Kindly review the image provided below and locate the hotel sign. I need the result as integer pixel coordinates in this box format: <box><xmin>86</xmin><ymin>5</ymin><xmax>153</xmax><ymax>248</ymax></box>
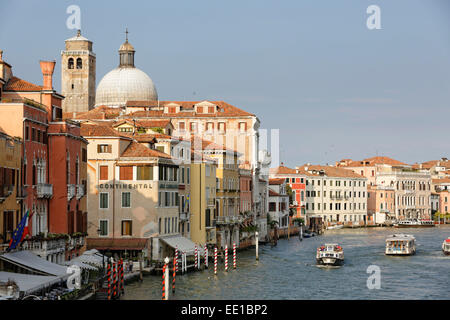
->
<box><xmin>98</xmin><ymin>183</ymin><xmax>154</xmax><ymax>190</ymax></box>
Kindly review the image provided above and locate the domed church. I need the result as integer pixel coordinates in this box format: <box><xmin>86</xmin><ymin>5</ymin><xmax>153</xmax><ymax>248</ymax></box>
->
<box><xmin>95</xmin><ymin>31</ymin><xmax>158</xmax><ymax>107</ymax></box>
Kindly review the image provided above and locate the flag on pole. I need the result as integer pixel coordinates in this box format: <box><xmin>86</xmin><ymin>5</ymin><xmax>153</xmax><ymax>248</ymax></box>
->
<box><xmin>8</xmin><ymin>210</ymin><xmax>29</xmax><ymax>251</ymax></box>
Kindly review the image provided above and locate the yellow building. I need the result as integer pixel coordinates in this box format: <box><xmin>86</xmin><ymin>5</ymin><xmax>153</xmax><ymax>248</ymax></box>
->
<box><xmin>189</xmin><ymin>148</ymin><xmax>217</xmax><ymax>247</ymax></box>
<box><xmin>0</xmin><ymin>132</ymin><xmax>23</xmax><ymax>248</ymax></box>
<box><xmin>194</xmin><ymin>138</ymin><xmax>241</xmax><ymax>249</ymax></box>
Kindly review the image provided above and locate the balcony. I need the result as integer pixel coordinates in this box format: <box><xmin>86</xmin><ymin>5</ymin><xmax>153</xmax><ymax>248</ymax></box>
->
<box><xmin>36</xmin><ymin>183</ymin><xmax>53</xmax><ymax>198</ymax></box>
<box><xmin>216</xmin><ymin>216</ymin><xmax>226</xmax><ymax>225</ymax></box>
<box><xmin>22</xmin><ymin>237</ymin><xmax>66</xmax><ymax>256</ymax></box>
<box><xmin>16</xmin><ymin>186</ymin><xmax>27</xmax><ymax>200</ymax></box>
<box><xmin>0</xmin><ymin>185</ymin><xmax>14</xmax><ymax>203</ymax></box>
<box><xmin>76</xmin><ymin>184</ymin><xmax>85</xmax><ymax>200</ymax></box>
<box><xmin>67</xmin><ymin>184</ymin><xmax>76</xmax><ymax>200</ymax></box>
<box><xmin>180</xmin><ymin>212</ymin><xmax>189</xmax><ymax>221</ymax></box>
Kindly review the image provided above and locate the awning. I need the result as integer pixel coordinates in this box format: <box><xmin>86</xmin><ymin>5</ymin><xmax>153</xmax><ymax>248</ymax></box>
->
<box><xmin>61</xmin><ymin>260</ymin><xmax>98</xmax><ymax>271</ymax></box>
<box><xmin>0</xmin><ymin>271</ymin><xmax>64</xmax><ymax>296</ymax></box>
<box><xmin>159</xmin><ymin>235</ymin><xmax>200</xmax><ymax>256</ymax></box>
<box><xmin>87</xmin><ymin>238</ymin><xmax>148</xmax><ymax>251</ymax></box>
<box><xmin>0</xmin><ymin>250</ymin><xmax>68</xmax><ymax>277</ymax></box>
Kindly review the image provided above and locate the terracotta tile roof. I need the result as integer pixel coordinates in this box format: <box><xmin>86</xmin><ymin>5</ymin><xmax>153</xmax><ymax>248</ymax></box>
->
<box><xmin>80</xmin><ymin>123</ymin><xmax>124</xmax><ymax>137</ymax></box>
<box><xmin>68</xmin><ymin>105</ymin><xmax>121</xmax><ymax>120</ymax></box>
<box><xmin>121</xmin><ymin>141</ymin><xmax>171</xmax><ymax>159</ymax></box>
<box><xmin>337</xmin><ymin>156</ymin><xmax>407</xmax><ymax>167</ymax></box>
<box><xmin>127</xmin><ymin>100</ymin><xmax>254</xmax><ymax>118</ymax></box>
<box><xmin>269</xmin><ymin>164</ymin><xmax>297</xmax><ymax>175</ymax></box>
<box><xmin>269</xmin><ymin>189</ymin><xmax>281</xmax><ymax>197</ymax></box>
<box><xmin>297</xmin><ymin>164</ymin><xmax>366</xmax><ymax>179</ymax></box>
<box><xmin>113</xmin><ymin>119</ymin><xmax>172</xmax><ymax>128</ymax></box>
<box><xmin>413</xmin><ymin>159</ymin><xmax>450</xmax><ymax>170</ymax></box>
<box><xmin>4</xmin><ymin>76</ymin><xmax>42</xmax><ymax>92</ymax></box>
<box><xmin>432</xmin><ymin>178</ymin><xmax>450</xmax><ymax>184</ymax></box>
<box><xmin>190</xmin><ymin>136</ymin><xmax>239</xmax><ymax>154</ymax></box>
<box><xmin>269</xmin><ymin>178</ymin><xmax>285</xmax><ymax>185</ymax></box>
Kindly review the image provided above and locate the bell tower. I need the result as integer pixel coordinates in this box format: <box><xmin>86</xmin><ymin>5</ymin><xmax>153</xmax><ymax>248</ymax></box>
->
<box><xmin>61</xmin><ymin>30</ymin><xmax>96</xmax><ymax>113</ymax></box>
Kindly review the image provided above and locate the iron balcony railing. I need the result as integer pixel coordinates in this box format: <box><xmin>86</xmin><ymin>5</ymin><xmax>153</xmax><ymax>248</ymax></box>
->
<box><xmin>67</xmin><ymin>184</ymin><xmax>76</xmax><ymax>200</ymax></box>
<box><xmin>36</xmin><ymin>183</ymin><xmax>53</xmax><ymax>198</ymax></box>
<box><xmin>76</xmin><ymin>184</ymin><xmax>85</xmax><ymax>200</ymax></box>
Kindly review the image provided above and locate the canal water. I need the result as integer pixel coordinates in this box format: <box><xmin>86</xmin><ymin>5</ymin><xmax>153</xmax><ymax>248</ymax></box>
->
<box><xmin>123</xmin><ymin>226</ymin><xmax>450</xmax><ymax>300</ymax></box>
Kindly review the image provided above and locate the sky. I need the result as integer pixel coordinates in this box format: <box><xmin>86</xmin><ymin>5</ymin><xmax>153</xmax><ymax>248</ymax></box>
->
<box><xmin>1</xmin><ymin>0</ymin><xmax>449</xmax><ymax>168</ymax></box>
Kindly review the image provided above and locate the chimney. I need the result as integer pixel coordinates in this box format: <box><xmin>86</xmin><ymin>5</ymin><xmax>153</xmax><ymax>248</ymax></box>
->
<box><xmin>0</xmin><ymin>50</ymin><xmax>3</xmax><ymax>62</ymax></box>
<box><xmin>39</xmin><ymin>60</ymin><xmax>56</xmax><ymax>90</ymax></box>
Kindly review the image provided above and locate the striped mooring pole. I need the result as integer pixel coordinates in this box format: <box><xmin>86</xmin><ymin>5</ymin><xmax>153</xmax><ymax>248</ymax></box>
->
<box><xmin>175</xmin><ymin>246</ymin><xmax>179</xmax><ymax>273</ymax></box>
<box><xmin>214</xmin><ymin>246</ymin><xmax>218</xmax><ymax>275</ymax></box>
<box><xmin>194</xmin><ymin>245</ymin><xmax>198</xmax><ymax>269</ymax></box>
<box><xmin>120</xmin><ymin>259</ymin><xmax>124</xmax><ymax>294</ymax></box>
<box><xmin>225</xmin><ymin>245</ymin><xmax>228</xmax><ymax>272</ymax></box>
<box><xmin>107</xmin><ymin>261</ymin><xmax>111</xmax><ymax>300</ymax></box>
<box><xmin>204</xmin><ymin>244</ymin><xmax>208</xmax><ymax>268</ymax></box>
<box><xmin>172</xmin><ymin>256</ymin><xmax>176</xmax><ymax>293</ymax></box>
<box><xmin>112</xmin><ymin>261</ymin><xmax>117</xmax><ymax>298</ymax></box>
<box><xmin>162</xmin><ymin>264</ymin><xmax>166</xmax><ymax>300</ymax></box>
<box><xmin>233</xmin><ymin>242</ymin><xmax>237</xmax><ymax>269</ymax></box>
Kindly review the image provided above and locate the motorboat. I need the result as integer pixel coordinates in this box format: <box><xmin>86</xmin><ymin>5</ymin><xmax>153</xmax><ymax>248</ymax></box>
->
<box><xmin>385</xmin><ymin>234</ymin><xmax>416</xmax><ymax>256</ymax></box>
<box><xmin>316</xmin><ymin>244</ymin><xmax>344</xmax><ymax>266</ymax></box>
<box><xmin>442</xmin><ymin>238</ymin><xmax>450</xmax><ymax>255</ymax></box>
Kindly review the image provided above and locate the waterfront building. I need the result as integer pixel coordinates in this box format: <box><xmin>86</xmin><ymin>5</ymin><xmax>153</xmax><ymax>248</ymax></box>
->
<box><xmin>269</xmin><ymin>163</ymin><xmax>307</xmax><ymax>220</ymax></box>
<box><xmin>189</xmin><ymin>147</ymin><xmax>217</xmax><ymax>247</ymax></box>
<box><xmin>0</xmin><ymin>54</ymin><xmax>89</xmax><ymax>261</ymax></box>
<box><xmin>337</xmin><ymin>156</ymin><xmax>432</xmax><ymax>220</ymax></box>
<box><xmin>412</xmin><ymin>158</ymin><xmax>450</xmax><ymax>179</ymax></box>
<box><xmin>81</xmin><ymin>123</ymin><xmax>184</xmax><ymax>261</ymax></box>
<box><xmin>296</xmin><ymin>165</ymin><xmax>368</xmax><ymax>226</ymax></box>
<box><xmin>268</xmin><ymin>178</ymin><xmax>290</xmax><ymax>234</ymax></box>
<box><xmin>61</xmin><ymin>30</ymin><xmax>96</xmax><ymax>113</ymax></box>
<box><xmin>367</xmin><ymin>184</ymin><xmax>395</xmax><ymax>224</ymax></box>
<box><xmin>439</xmin><ymin>190</ymin><xmax>449</xmax><ymax>215</ymax></box>
<box><xmin>432</xmin><ymin>178</ymin><xmax>450</xmax><ymax>192</ymax></box>
<box><xmin>195</xmin><ymin>137</ymin><xmax>240</xmax><ymax>250</ymax></box>
<box><xmin>431</xmin><ymin>192</ymin><xmax>440</xmax><ymax>218</ymax></box>
<box><xmin>0</xmin><ymin>132</ymin><xmax>23</xmax><ymax>250</ymax></box>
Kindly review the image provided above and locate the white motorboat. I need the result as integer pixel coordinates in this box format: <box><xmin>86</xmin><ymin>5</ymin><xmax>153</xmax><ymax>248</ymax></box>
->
<box><xmin>316</xmin><ymin>244</ymin><xmax>344</xmax><ymax>266</ymax></box>
<box><xmin>442</xmin><ymin>238</ymin><xmax>450</xmax><ymax>255</ymax></box>
<box><xmin>394</xmin><ymin>219</ymin><xmax>435</xmax><ymax>228</ymax></box>
<box><xmin>327</xmin><ymin>224</ymin><xmax>343</xmax><ymax>230</ymax></box>
<box><xmin>385</xmin><ymin>234</ymin><xmax>416</xmax><ymax>256</ymax></box>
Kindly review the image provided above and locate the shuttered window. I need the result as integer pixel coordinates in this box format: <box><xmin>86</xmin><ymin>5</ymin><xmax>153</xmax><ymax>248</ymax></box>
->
<box><xmin>99</xmin><ymin>166</ymin><xmax>108</xmax><ymax>180</ymax></box>
<box><xmin>97</xmin><ymin>144</ymin><xmax>112</xmax><ymax>153</ymax></box>
<box><xmin>119</xmin><ymin>166</ymin><xmax>133</xmax><ymax>180</ymax></box>
<box><xmin>121</xmin><ymin>220</ymin><xmax>132</xmax><ymax>236</ymax></box>
<box><xmin>136</xmin><ymin>166</ymin><xmax>153</xmax><ymax>180</ymax></box>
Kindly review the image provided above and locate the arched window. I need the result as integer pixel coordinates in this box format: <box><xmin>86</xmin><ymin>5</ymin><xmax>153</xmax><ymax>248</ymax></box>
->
<box><xmin>68</xmin><ymin>58</ymin><xmax>74</xmax><ymax>69</ymax></box>
<box><xmin>76</xmin><ymin>58</ymin><xmax>82</xmax><ymax>69</ymax></box>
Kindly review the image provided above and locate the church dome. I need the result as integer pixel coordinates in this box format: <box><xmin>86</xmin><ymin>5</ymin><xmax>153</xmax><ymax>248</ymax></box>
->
<box><xmin>95</xmin><ymin>67</ymin><xmax>158</xmax><ymax>107</ymax></box>
<box><xmin>95</xmin><ymin>34</ymin><xmax>158</xmax><ymax>107</ymax></box>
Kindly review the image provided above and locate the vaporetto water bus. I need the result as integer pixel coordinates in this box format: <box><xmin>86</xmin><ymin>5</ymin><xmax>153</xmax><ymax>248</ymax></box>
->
<box><xmin>316</xmin><ymin>244</ymin><xmax>344</xmax><ymax>266</ymax></box>
<box><xmin>385</xmin><ymin>234</ymin><xmax>416</xmax><ymax>256</ymax></box>
<box><xmin>393</xmin><ymin>219</ymin><xmax>435</xmax><ymax>228</ymax></box>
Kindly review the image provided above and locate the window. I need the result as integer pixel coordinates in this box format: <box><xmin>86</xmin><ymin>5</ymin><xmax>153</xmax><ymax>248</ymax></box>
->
<box><xmin>187</xmin><ymin>167</ymin><xmax>190</xmax><ymax>184</ymax></box>
<box><xmin>137</xmin><ymin>166</ymin><xmax>153</xmax><ymax>180</ymax></box>
<box><xmin>197</xmin><ymin>106</ymin><xmax>203</xmax><ymax>113</ymax></box>
<box><xmin>206</xmin><ymin>122</ymin><xmax>214</xmax><ymax>132</ymax></box>
<box><xmin>100</xmin><ymin>193</ymin><xmax>109</xmax><ymax>209</ymax></box>
<box><xmin>97</xmin><ymin>144</ymin><xmax>112</xmax><ymax>153</ymax></box>
<box><xmin>122</xmin><ymin>192</ymin><xmax>131</xmax><ymax>208</ymax></box>
<box><xmin>190</xmin><ymin>122</ymin><xmax>198</xmax><ymax>133</ymax></box>
<box><xmin>99</xmin><ymin>220</ymin><xmax>108</xmax><ymax>236</ymax></box>
<box><xmin>119</xmin><ymin>166</ymin><xmax>133</xmax><ymax>180</ymax></box>
<box><xmin>218</xmin><ymin>122</ymin><xmax>226</xmax><ymax>133</ymax></box>
<box><xmin>99</xmin><ymin>166</ymin><xmax>108</xmax><ymax>180</ymax></box>
<box><xmin>82</xmin><ymin>148</ymin><xmax>87</xmax><ymax>162</ymax></box>
<box><xmin>76</xmin><ymin>58</ymin><xmax>82</xmax><ymax>69</ymax></box>
<box><xmin>208</xmin><ymin>106</ymin><xmax>214</xmax><ymax>113</ymax></box>
<box><xmin>68</xmin><ymin>58</ymin><xmax>74</xmax><ymax>69</ymax></box>
<box><xmin>25</xmin><ymin>126</ymin><xmax>29</xmax><ymax>141</ymax></box>
<box><xmin>32</xmin><ymin>128</ymin><xmax>36</xmax><ymax>142</ymax></box>
<box><xmin>121</xmin><ymin>220</ymin><xmax>132</xmax><ymax>236</ymax></box>
<box><xmin>179</xmin><ymin>122</ymin><xmax>185</xmax><ymax>131</ymax></box>
<box><xmin>239</xmin><ymin>122</ymin><xmax>247</xmax><ymax>133</ymax></box>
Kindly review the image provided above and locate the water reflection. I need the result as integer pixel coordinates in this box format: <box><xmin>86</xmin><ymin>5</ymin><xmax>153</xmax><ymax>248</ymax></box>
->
<box><xmin>123</xmin><ymin>226</ymin><xmax>450</xmax><ymax>300</ymax></box>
